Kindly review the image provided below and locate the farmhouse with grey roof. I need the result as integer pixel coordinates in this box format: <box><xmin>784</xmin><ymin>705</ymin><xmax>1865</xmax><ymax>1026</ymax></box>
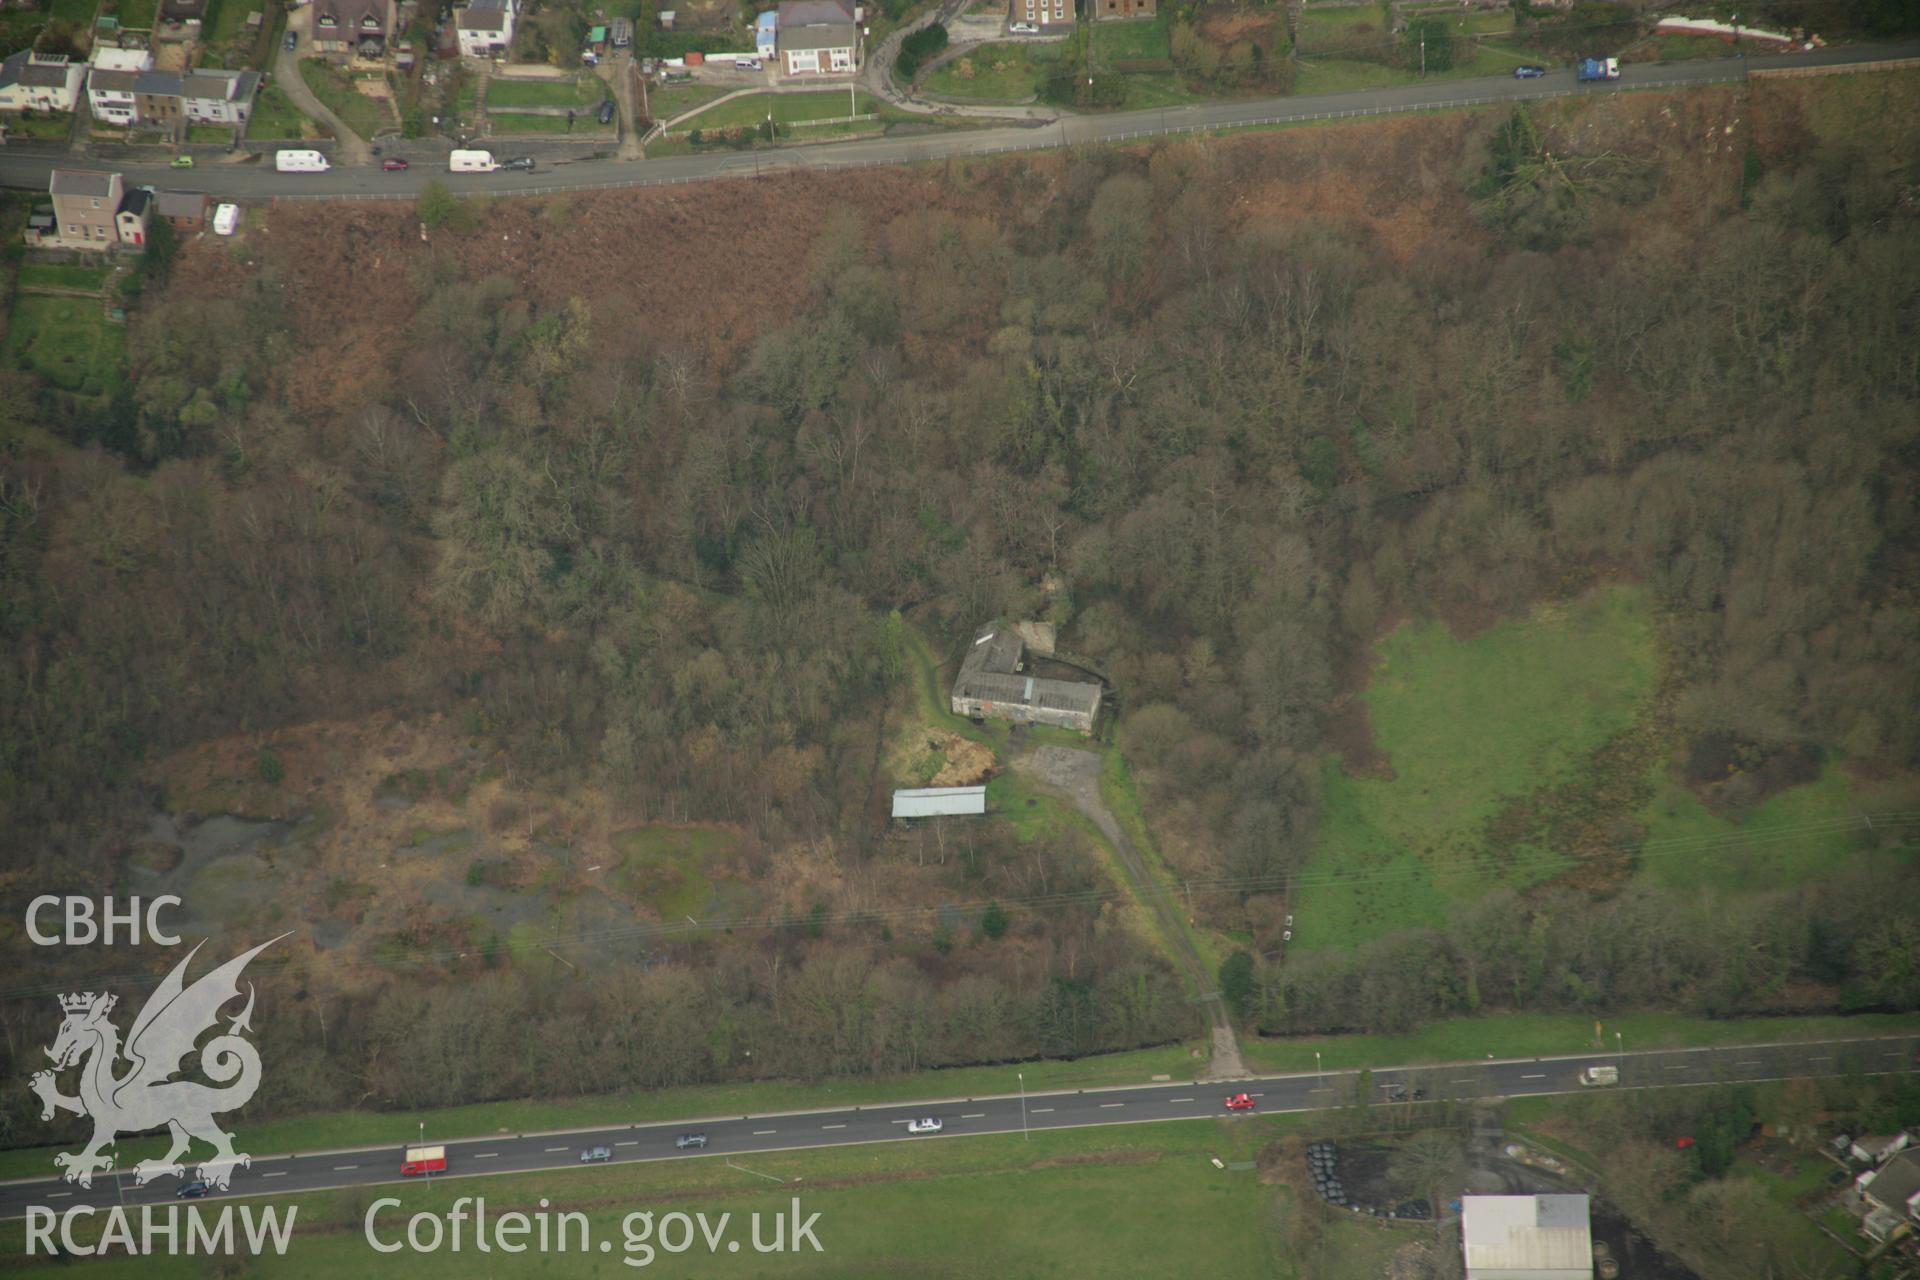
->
<box><xmin>950</xmin><ymin>621</ymin><xmax>1102</xmax><ymax>734</ymax></box>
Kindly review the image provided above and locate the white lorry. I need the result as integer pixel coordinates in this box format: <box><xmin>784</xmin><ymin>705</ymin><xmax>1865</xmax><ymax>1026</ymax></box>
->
<box><xmin>1578</xmin><ymin>1065</ymin><xmax>1619</xmax><ymax>1087</ymax></box>
<box><xmin>449</xmin><ymin>149</ymin><xmax>499</xmax><ymax>173</ymax></box>
<box><xmin>273</xmin><ymin>149</ymin><xmax>330</xmax><ymax>173</ymax></box>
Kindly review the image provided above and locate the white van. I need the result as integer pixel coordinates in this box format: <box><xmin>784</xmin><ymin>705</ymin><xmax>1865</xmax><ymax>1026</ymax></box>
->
<box><xmin>449</xmin><ymin>149</ymin><xmax>498</xmax><ymax>173</ymax></box>
<box><xmin>273</xmin><ymin>149</ymin><xmax>330</xmax><ymax>173</ymax></box>
<box><xmin>212</xmin><ymin>203</ymin><xmax>239</xmax><ymax>236</ymax></box>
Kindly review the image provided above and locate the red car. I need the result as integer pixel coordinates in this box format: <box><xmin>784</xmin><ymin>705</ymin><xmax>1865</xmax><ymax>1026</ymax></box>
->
<box><xmin>1223</xmin><ymin>1093</ymin><xmax>1255</xmax><ymax>1112</ymax></box>
<box><xmin>382</xmin><ymin>157</ymin><xmax>409</xmax><ymax>171</ymax></box>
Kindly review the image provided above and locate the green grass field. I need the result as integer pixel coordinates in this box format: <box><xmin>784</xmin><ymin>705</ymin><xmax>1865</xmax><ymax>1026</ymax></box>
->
<box><xmin>245</xmin><ymin>81</ymin><xmax>311</xmax><ymax>139</ymax></box>
<box><xmin>1637</xmin><ymin>765</ymin><xmax>1920</xmax><ymax>893</ymax></box>
<box><xmin>3</xmin><ymin>295</ymin><xmax>124</xmax><ymax>393</ymax></box>
<box><xmin>5</xmin><ymin>112</ymin><xmax>73</xmax><ymax>140</ymax></box>
<box><xmin>0</xmin><ymin>1120</ymin><xmax>1319</xmax><ymax>1277</ymax></box>
<box><xmin>298</xmin><ymin>59</ymin><xmax>392</xmax><ymax>139</ymax></box>
<box><xmin>923</xmin><ymin>41</ymin><xmax>1062</xmax><ymax>99</ymax></box>
<box><xmin>484</xmin><ymin>75</ymin><xmax>608</xmax><ymax>109</ymax></box>
<box><xmin>1294</xmin><ymin>586</ymin><xmax>1657</xmax><ymax>950</ymax></box>
<box><xmin>1091</xmin><ymin>12</ymin><xmax>1169</xmax><ymax>61</ymax></box>
<box><xmin>16</xmin><ymin>262</ymin><xmax>110</xmax><ymax>291</ymax></box>
<box><xmin>116</xmin><ymin>0</ymin><xmax>159</xmax><ymax>25</ymax></box>
<box><xmin>1294</xmin><ymin>39</ymin><xmax>1539</xmax><ymax>96</ymax></box>
<box><xmin>1240</xmin><ymin>1011</ymin><xmax>1920</xmax><ymax>1074</ymax></box>
<box><xmin>682</xmin><ymin>89</ymin><xmax>879</xmax><ymax>129</ymax></box>
<box><xmin>644</xmin><ymin>80</ymin><xmax>730</xmax><ymax>122</ymax></box>
<box><xmin>486</xmin><ymin>112</ymin><xmax>615</xmax><ymax>135</ymax></box>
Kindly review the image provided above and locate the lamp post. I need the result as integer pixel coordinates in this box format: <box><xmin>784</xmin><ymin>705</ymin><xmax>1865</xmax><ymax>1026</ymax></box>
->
<box><xmin>1315</xmin><ymin>1051</ymin><xmax>1322</xmax><ymax>1084</ymax></box>
<box><xmin>1019</xmin><ymin>1071</ymin><xmax>1029</xmax><ymax>1140</ymax></box>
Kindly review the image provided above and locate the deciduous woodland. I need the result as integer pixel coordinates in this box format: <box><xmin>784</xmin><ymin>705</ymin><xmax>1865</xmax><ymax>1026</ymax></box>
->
<box><xmin>2</xmin><ymin>72</ymin><xmax>1917</xmax><ymax>1137</ymax></box>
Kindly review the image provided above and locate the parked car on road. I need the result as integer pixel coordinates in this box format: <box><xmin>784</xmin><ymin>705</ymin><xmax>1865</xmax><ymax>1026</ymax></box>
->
<box><xmin>906</xmin><ymin>1117</ymin><xmax>943</xmax><ymax>1135</ymax></box>
<box><xmin>1513</xmin><ymin>65</ymin><xmax>1546</xmax><ymax>78</ymax></box>
<box><xmin>675</xmin><ymin>1132</ymin><xmax>709</xmax><ymax>1150</ymax></box>
<box><xmin>734</xmin><ymin>57</ymin><xmax>762</xmax><ymax>70</ymax></box>
<box><xmin>580</xmin><ymin>1146</ymin><xmax>612</xmax><ymax>1163</ymax></box>
<box><xmin>175</xmin><ymin>1180</ymin><xmax>212</xmax><ymax>1199</ymax></box>
<box><xmin>502</xmin><ymin>156</ymin><xmax>536</xmax><ymax>171</ymax></box>
<box><xmin>1223</xmin><ymin>1093</ymin><xmax>1256</xmax><ymax>1112</ymax></box>
<box><xmin>170</xmin><ymin>155</ymin><xmax>194</xmax><ymax>169</ymax></box>
<box><xmin>1009</xmin><ymin>21</ymin><xmax>1038</xmax><ymax>33</ymax></box>
<box><xmin>382</xmin><ymin>157</ymin><xmax>409</xmax><ymax>170</ymax></box>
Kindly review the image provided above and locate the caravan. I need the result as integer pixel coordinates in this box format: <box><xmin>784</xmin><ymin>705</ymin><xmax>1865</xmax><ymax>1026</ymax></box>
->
<box><xmin>449</xmin><ymin>149</ymin><xmax>499</xmax><ymax>173</ymax></box>
<box><xmin>273</xmin><ymin>149</ymin><xmax>330</xmax><ymax>173</ymax></box>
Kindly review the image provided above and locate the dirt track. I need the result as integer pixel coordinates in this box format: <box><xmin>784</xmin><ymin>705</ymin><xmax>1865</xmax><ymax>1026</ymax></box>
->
<box><xmin>1014</xmin><ymin>745</ymin><xmax>1248</xmax><ymax>1080</ymax></box>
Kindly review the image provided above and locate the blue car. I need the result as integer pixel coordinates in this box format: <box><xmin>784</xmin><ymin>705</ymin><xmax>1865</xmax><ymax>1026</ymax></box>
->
<box><xmin>1513</xmin><ymin>65</ymin><xmax>1546</xmax><ymax>79</ymax></box>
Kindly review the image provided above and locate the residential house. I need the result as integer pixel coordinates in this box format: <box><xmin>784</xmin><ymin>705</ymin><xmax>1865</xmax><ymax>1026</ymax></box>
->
<box><xmin>1852</xmin><ymin>1133</ymin><xmax>1912</xmax><ymax>1166</ymax></box>
<box><xmin>776</xmin><ymin>0</ymin><xmax>856</xmax><ymax>75</ymax></box>
<box><xmin>754</xmin><ymin>9</ymin><xmax>777</xmax><ymax>60</ymax></box>
<box><xmin>0</xmin><ymin>51</ymin><xmax>84</xmax><ymax>113</ymax></box>
<box><xmin>312</xmin><ymin>0</ymin><xmax>390</xmax><ymax>56</ymax></box>
<box><xmin>116</xmin><ymin>186</ymin><xmax>153</xmax><ymax>247</ymax></box>
<box><xmin>154</xmin><ymin>188</ymin><xmax>207</xmax><ymax>231</ymax></box>
<box><xmin>1009</xmin><ymin>0</ymin><xmax>1072</xmax><ymax>30</ymax></box>
<box><xmin>86</xmin><ymin>69</ymin><xmax>140</xmax><ymax>124</ymax></box>
<box><xmin>950</xmin><ymin>620</ymin><xmax>1103</xmax><ymax>735</ymax></box>
<box><xmin>1460</xmin><ymin>1195</ymin><xmax>1594</xmax><ymax>1280</ymax></box>
<box><xmin>49</xmin><ymin>169</ymin><xmax>125</xmax><ymax>250</ymax></box>
<box><xmin>455</xmin><ymin>0</ymin><xmax>515</xmax><ymax>58</ymax></box>
<box><xmin>179</xmin><ymin>68</ymin><xmax>260</xmax><ymax>124</ymax></box>
<box><xmin>1859</xmin><ymin>1150</ymin><xmax>1920</xmax><ymax>1243</ymax></box>
<box><xmin>1089</xmin><ymin>0</ymin><xmax>1150</xmax><ymax>19</ymax></box>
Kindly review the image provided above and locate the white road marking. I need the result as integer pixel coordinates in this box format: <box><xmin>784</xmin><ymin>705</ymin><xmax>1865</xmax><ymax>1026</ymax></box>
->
<box><xmin>1169</xmin><ymin>1098</ymin><xmax>1194</xmax><ymax>1103</ymax></box>
<box><xmin>962</xmin><ymin>1113</ymin><xmax>986</xmax><ymax>1119</ymax></box>
<box><xmin>545</xmin><ymin>1146</ymin><xmax>568</xmax><ymax>1153</ymax></box>
<box><xmin>333</xmin><ymin>1165</ymin><xmax>358</xmax><ymax>1171</ymax></box>
<box><xmin>262</xmin><ymin>1172</ymin><xmax>286</xmax><ymax>1179</ymax></box>
<box><xmin>890</xmin><ymin>1118</ymin><xmax>911</xmax><ymax>1124</ymax></box>
<box><xmin>1100</xmin><ymin>1102</ymin><xmax>1125</xmax><ymax>1108</ymax></box>
<box><xmin>473</xmin><ymin>1153</ymin><xmax>498</xmax><ymax>1160</ymax></box>
<box><xmin>753</xmin><ymin>1130</ymin><xmax>777</xmax><ymax>1135</ymax></box>
<box><xmin>1521</xmin><ymin>1073</ymin><xmax>1546</xmax><ymax>1079</ymax></box>
<box><xmin>821</xmin><ymin>1124</ymin><xmax>846</xmax><ymax>1130</ymax></box>
<box><xmin>46</xmin><ymin>1191</ymin><xmax>71</xmax><ymax>1198</ymax></box>
<box><xmin>1249</xmin><ymin>1093</ymin><xmax>1264</xmax><ymax>1098</ymax></box>
<box><xmin>1309</xmin><ymin>1088</ymin><xmax>1333</xmax><ymax>1094</ymax></box>
<box><xmin>1452</xmin><ymin>1078</ymin><xmax>1475</xmax><ymax>1084</ymax></box>
<box><xmin>616</xmin><ymin>1141</ymin><xmax>640</xmax><ymax>1147</ymax></box>
<box><xmin>1031</xmin><ymin>1107</ymin><xmax>1055</xmax><ymax>1114</ymax></box>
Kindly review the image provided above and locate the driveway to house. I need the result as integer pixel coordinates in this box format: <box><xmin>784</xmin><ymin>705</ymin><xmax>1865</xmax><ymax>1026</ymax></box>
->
<box><xmin>1015</xmin><ymin>745</ymin><xmax>1248</xmax><ymax>1080</ymax></box>
<box><xmin>272</xmin><ymin>14</ymin><xmax>374</xmax><ymax>166</ymax></box>
<box><xmin>3</xmin><ymin>41</ymin><xmax>1917</xmax><ymax>196</ymax></box>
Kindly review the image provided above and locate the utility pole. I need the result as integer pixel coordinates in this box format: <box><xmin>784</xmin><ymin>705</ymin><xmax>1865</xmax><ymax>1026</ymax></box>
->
<box><xmin>1420</xmin><ymin>34</ymin><xmax>1425</xmax><ymax>77</ymax></box>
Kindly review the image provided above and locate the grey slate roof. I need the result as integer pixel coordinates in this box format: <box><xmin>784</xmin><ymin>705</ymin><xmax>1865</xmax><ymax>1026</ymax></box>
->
<box><xmin>777</xmin><ymin>0</ymin><xmax>853</xmax><ymax>49</ymax></box>
<box><xmin>88</xmin><ymin>68</ymin><xmax>140</xmax><ymax>93</ymax></box>
<box><xmin>457</xmin><ymin>0</ymin><xmax>509</xmax><ymax>30</ymax></box>
<box><xmin>51</xmin><ymin>170</ymin><xmax>117</xmax><ymax>198</ymax></box>
<box><xmin>1</xmin><ymin>50</ymin><xmax>75</xmax><ymax>90</ymax></box>
<box><xmin>1866</xmin><ymin>1151</ymin><xmax>1920</xmax><ymax>1215</ymax></box>
<box><xmin>952</xmin><ymin>622</ymin><xmax>1102</xmax><ymax>716</ymax></box>
<box><xmin>155</xmin><ymin>189</ymin><xmax>206</xmax><ymax>219</ymax></box>
<box><xmin>134</xmin><ymin>69</ymin><xmax>181</xmax><ymax>95</ymax></box>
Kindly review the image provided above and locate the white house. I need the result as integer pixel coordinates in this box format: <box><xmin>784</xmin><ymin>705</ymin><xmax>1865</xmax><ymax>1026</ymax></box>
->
<box><xmin>179</xmin><ymin>68</ymin><xmax>260</xmax><ymax>124</ymax></box>
<box><xmin>776</xmin><ymin>0</ymin><xmax>855</xmax><ymax>75</ymax></box>
<box><xmin>87</xmin><ymin>49</ymin><xmax>153</xmax><ymax>126</ymax></box>
<box><xmin>1461</xmin><ymin>1195</ymin><xmax>1594</xmax><ymax>1280</ymax></box>
<box><xmin>0</xmin><ymin>51</ymin><xmax>84</xmax><ymax>113</ymax></box>
<box><xmin>456</xmin><ymin>0</ymin><xmax>516</xmax><ymax>58</ymax></box>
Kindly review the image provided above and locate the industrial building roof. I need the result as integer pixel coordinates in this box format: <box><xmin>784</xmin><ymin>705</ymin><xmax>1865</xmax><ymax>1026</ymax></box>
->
<box><xmin>892</xmin><ymin>786</ymin><xmax>987</xmax><ymax>819</ymax></box>
<box><xmin>1461</xmin><ymin>1195</ymin><xmax>1593</xmax><ymax>1278</ymax></box>
<box><xmin>952</xmin><ymin>623</ymin><xmax>1102</xmax><ymax>716</ymax></box>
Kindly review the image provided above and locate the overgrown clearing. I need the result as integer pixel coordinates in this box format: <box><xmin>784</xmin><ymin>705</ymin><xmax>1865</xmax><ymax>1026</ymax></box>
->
<box><xmin>1297</xmin><ymin>586</ymin><xmax>1657</xmax><ymax>950</ymax></box>
<box><xmin>484</xmin><ymin>76</ymin><xmax>608</xmax><ymax>109</ymax></box>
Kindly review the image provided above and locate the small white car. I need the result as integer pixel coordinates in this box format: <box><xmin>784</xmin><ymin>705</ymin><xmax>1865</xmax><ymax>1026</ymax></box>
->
<box><xmin>734</xmin><ymin>57</ymin><xmax>762</xmax><ymax>70</ymax></box>
<box><xmin>1008</xmin><ymin>21</ymin><xmax>1038</xmax><ymax>33</ymax></box>
<box><xmin>906</xmin><ymin>1117</ymin><xmax>943</xmax><ymax>1135</ymax></box>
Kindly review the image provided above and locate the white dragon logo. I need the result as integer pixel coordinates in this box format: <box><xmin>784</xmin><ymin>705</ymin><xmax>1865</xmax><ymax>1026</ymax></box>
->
<box><xmin>29</xmin><ymin>935</ymin><xmax>287</xmax><ymax>1190</ymax></box>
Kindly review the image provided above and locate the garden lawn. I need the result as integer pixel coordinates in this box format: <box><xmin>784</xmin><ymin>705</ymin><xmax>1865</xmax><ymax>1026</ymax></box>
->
<box><xmin>6</xmin><ymin>112</ymin><xmax>73</xmax><ymax>140</ymax></box>
<box><xmin>923</xmin><ymin>41</ymin><xmax>1061</xmax><ymax>99</ymax></box>
<box><xmin>3</xmin><ymin>296</ymin><xmax>124</xmax><ymax>393</ymax></box>
<box><xmin>117</xmin><ymin>0</ymin><xmax>158</xmax><ymax>26</ymax></box>
<box><xmin>1091</xmin><ymin>11</ymin><xmax>1169</xmax><ymax>61</ymax></box>
<box><xmin>644</xmin><ymin>80</ymin><xmax>729</xmax><ymax>121</ymax></box>
<box><xmin>1293</xmin><ymin>586</ymin><xmax>1657</xmax><ymax>951</ymax></box>
<box><xmin>484</xmin><ymin>75</ymin><xmax>607</xmax><ymax>108</ymax></box>
<box><xmin>298</xmin><ymin>58</ymin><xmax>391</xmax><ymax>138</ymax></box>
<box><xmin>245</xmin><ymin>81</ymin><xmax>310</xmax><ymax>139</ymax></box>
<box><xmin>486</xmin><ymin>112</ymin><xmax>615</xmax><ymax>135</ymax></box>
<box><xmin>16</xmin><ymin>262</ymin><xmax>109</xmax><ymax>290</ymax></box>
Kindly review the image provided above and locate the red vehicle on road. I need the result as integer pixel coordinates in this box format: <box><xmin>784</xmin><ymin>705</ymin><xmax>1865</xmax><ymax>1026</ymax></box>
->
<box><xmin>401</xmin><ymin>1144</ymin><xmax>446</xmax><ymax>1176</ymax></box>
<box><xmin>1223</xmin><ymin>1093</ymin><xmax>1255</xmax><ymax>1112</ymax></box>
<box><xmin>382</xmin><ymin>158</ymin><xmax>410</xmax><ymax>171</ymax></box>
